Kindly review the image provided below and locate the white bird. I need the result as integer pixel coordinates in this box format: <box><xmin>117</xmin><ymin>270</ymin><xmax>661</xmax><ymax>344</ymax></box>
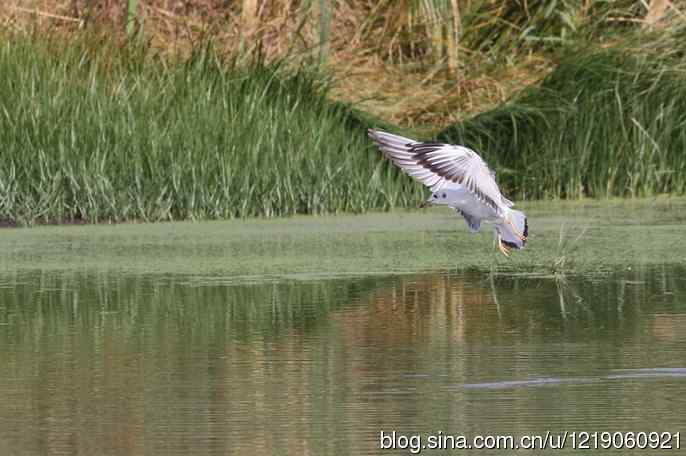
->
<box><xmin>368</xmin><ymin>129</ymin><xmax>528</xmax><ymax>256</ymax></box>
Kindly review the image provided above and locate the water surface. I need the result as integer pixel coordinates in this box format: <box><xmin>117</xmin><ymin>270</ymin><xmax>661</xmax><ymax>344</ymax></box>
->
<box><xmin>1</xmin><ymin>266</ymin><xmax>685</xmax><ymax>455</ymax></box>
<box><xmin>2</xmin><ymin>200</ymin><xmax>685</xmax><ymax>454</ymax></box>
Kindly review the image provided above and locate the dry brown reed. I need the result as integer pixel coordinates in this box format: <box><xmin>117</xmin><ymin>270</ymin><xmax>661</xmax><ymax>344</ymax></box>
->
<box><xmin>2</xmin><ymin>1</ymin><xmax>677</xmax><ymax>128</ymax></box>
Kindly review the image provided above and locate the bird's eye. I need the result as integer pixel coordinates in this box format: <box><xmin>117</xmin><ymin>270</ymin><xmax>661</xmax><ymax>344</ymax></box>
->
<box><xmin>432</xmin><ymin>193</ymin><xmax>437</xmax><ymax>198</ymax></box>
<box><xmin>442</xmin><ymin>193</ymin><xmax>446</xmax><ymax>198</ymax></box>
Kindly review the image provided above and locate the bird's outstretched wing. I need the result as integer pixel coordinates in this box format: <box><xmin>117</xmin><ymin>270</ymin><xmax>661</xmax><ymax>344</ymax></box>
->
<box><xmin>368</xmin><ymin>129</ymin><xmax>507</xmax><ymax>212</ymax></box>
<box><xmin>368</xmin><ymin>130</ymin><xmax>444</xmax><ymax>190</ymax></box>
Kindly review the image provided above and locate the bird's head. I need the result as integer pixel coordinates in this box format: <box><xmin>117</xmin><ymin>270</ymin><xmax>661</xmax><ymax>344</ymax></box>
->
<box><xmin>419</xmin><ymin>191</ymin><xmax>450</xmax><ymax>208</ymax></box>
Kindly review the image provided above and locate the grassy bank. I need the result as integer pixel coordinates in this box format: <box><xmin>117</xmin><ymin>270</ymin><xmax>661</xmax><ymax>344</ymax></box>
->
<box><xmin>0</xmin><ymin>36</ymin><xmax>423</xmax><ymax>225</ymax></box>
<box><xmin>3</xmin><ymin>14</ymin><xmax>686</xmax><ymax>225</ymax></box>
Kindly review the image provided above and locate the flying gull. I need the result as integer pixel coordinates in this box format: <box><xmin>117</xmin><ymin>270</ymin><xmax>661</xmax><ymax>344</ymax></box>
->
<box><xmin>368</xmin><ymin>129</ymin><xmax>528</xmax><ymax>256</ymax></box>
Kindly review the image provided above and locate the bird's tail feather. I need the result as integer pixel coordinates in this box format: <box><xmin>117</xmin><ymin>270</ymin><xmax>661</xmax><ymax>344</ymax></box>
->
<box><xmin>498</xmin><ymin>209</ymin><xmax>528</xmax><ymax>249</ymax></box>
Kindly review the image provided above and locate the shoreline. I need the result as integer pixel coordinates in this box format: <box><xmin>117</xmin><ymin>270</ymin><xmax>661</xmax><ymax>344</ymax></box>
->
<box><xmin>2</xmin><ymin>198</ymin><xmax>685</xmax><ymax>279</ymax></box>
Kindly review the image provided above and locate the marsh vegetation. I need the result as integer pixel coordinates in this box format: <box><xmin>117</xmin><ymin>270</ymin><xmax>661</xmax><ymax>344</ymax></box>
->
<box><xmin>1</xmin><ymin>2</ymin><xmax>686</xmax><ymax>225</ymax></box>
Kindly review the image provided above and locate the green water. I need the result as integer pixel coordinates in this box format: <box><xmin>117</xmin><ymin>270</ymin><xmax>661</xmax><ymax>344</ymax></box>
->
<box><xmin>1</xmin><ymin>199</ymin><xmax>685</xmax><ymax>455</ymax></box>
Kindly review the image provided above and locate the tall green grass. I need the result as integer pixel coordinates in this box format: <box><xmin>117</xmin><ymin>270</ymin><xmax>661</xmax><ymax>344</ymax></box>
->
<box><xmin>439</xmin><ymin>28</ymin><xmax>686</xmax><ymax>199</ymax></box>
<box><xmin>3</xmin><ymin>22</ymin><xmax>686</xmax><ymax>226</ymax></box>
<box><xmin>0</xmin><ymin>35</ymin><xmax>422</xmax><ymax>225</ymax></box>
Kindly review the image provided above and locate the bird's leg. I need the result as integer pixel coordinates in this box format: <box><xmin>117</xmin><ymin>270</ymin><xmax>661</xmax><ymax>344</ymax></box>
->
<box><xmin>497</xmin><ymin>233</ymin><xmax>511</xmax><ymax>257</ymax></box>
<box><xmin>506</xmin><ymin>218</ymin><xmax>527</xmax><ymax>241</ymax></box>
